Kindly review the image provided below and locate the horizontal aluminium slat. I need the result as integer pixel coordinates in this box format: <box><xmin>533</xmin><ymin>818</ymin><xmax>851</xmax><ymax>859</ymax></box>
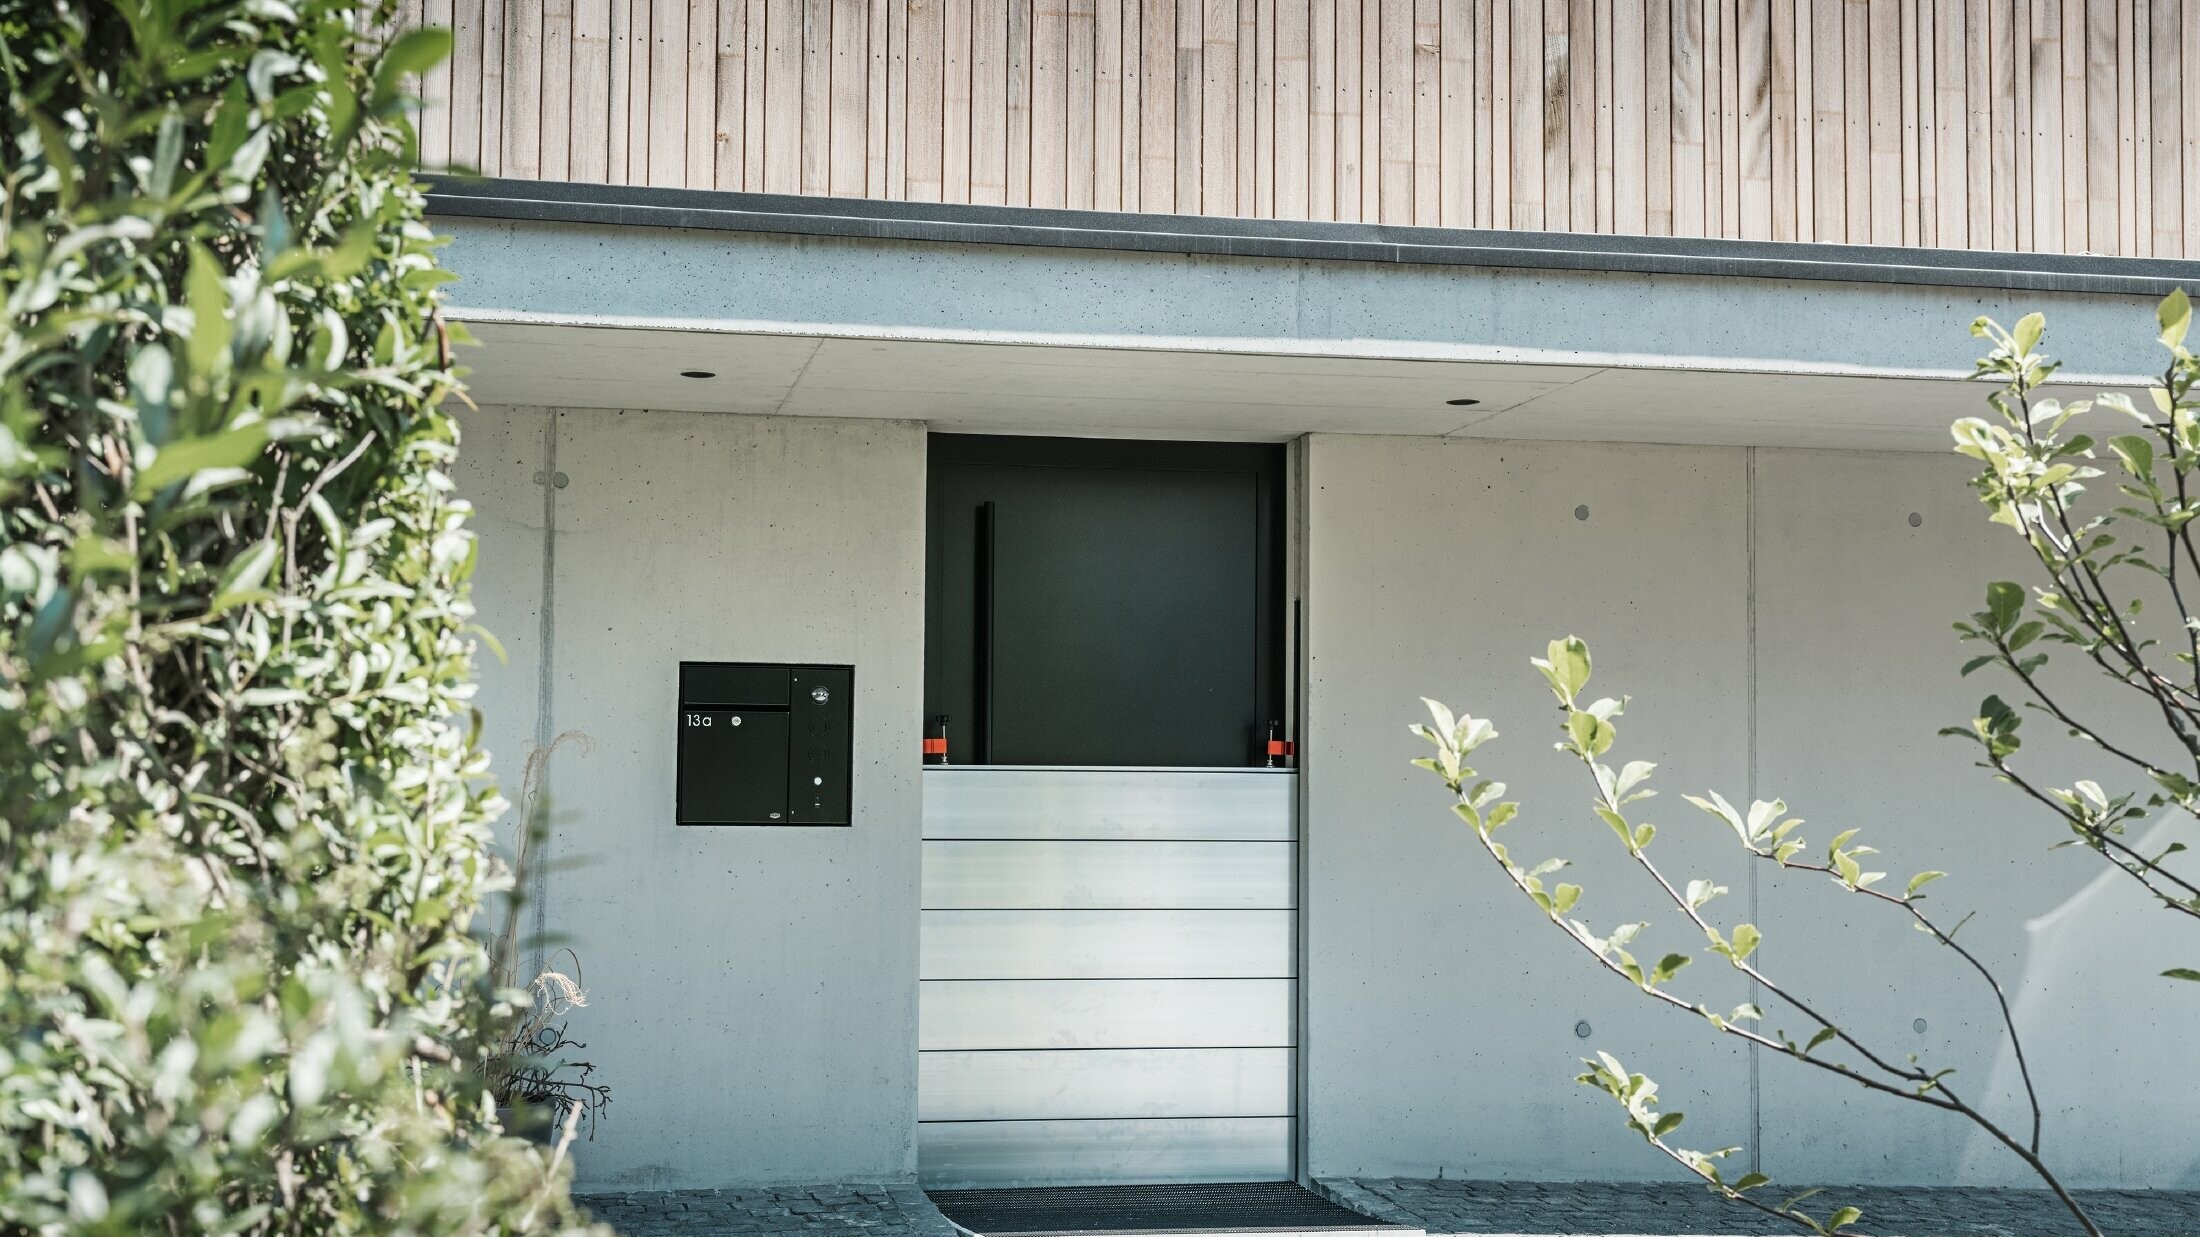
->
<box><xmin>921</xmin><ymin>909</ymin><xmax>1295</xmax><ymax>979</ymax></box>
<box><xmin>916</xmin><ymin>1117</ymin><xmax>1293</xmax><ymax>1188</ymax></box>
<box><xmin>921</xmin><ymin>840</ymin><xmax>1295</xmax><ymax>910</ymax></box>
<box><xmin>917</xmin><ymin>1047</ymin><xmax>1294</xmax><ymax>1121</ymax></box>
<box><xmin>919</xmin><ymin>979</ymin><xmax>1294</xmax><ymax>1050</ymax></box>
<box><xmin>922</xmin><ymin>768</ymin><xmax>1297</xmax><ymax>840</ymax></box>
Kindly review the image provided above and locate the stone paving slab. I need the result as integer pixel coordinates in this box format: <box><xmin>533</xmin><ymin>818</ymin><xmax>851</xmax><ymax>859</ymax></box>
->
<box><xmin>1318</xmin><ymin>1178</ymin><xmax>2200</xmax><ymax>1236</ymax></box>
<box><xmin>576</xmin><ymin>1184</ymin><xmax>959</xmax><ymax>1237</ymax></box>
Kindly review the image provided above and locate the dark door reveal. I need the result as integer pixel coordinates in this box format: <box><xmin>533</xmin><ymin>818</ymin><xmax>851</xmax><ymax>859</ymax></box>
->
<box><xmin>924</xmin><ymin>434</ymin><xmax>1285</xmax><ymax>768</ymax></box>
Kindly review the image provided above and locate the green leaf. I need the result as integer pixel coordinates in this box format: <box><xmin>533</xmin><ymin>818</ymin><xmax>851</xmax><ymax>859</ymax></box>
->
<box><xmin>1825</xmin><ymin>1205</ymin><xmax>1863</xmax><ymax>1234</ymax></box>
<box><xmin>378</xmin><ymin>26</ymin><xmax>454</xmax><ymax>86</ymax></box>
<box><xmin>2161</xmin><ymin>288</ymin><xmax>2192</xmax><ymax>350</ymax></box>
<box><xmin>1984</xmin><ymin>581</ymin><xmax>2024</xmax><ymax>634</ymax></box>
<box><xmin>1906</xmin><ymin>871</ymin><xmax>1947</xmax><ymax>898</ymax></box>
<box><xmin>136</xmin><ymin>424</ymin><xmax>271</xmax><ymax>497</ymax></box>
<box><xmin>1533</xmin><ymin>636</ymin><xmax>1593</xmax><ymax>705</ymax></box>
<box><xmin>184</xmin><ymin>244</ymin><xmax>232</xmax><ymax>379</ymax></box>
<box><xmin>1727</xmin><ymin>923</ymin><xmax>1761</xmax><ymax>963</ymax></box>
<box><xmin>1732</xmin><ymin>1172</ymin><xmax>1771</xmax><ymax>1192</ymax></box>
<box><xmin>2110</xmin><ymin>434</ymin><xmax>2157</xmax><ymax>480</ymax></box>
<box><xmin>1804</xmin><ymin>1026</ymin><xmax>1839</xmax><ymax>1054</ymax></box>
<box><xmin>211</xmin><ymin>542</ymin><xmax>280</xmax><ymax>614</ymax></box>
<box><xmin>2163</xmin><ymin>968</ymin><xmax>2200</xmax><ymax>982</ymax></box>
<box><xmin>2012</xmin><ymin>312</ymin><xmax>2045</xmax><ymax>357</ymax></box>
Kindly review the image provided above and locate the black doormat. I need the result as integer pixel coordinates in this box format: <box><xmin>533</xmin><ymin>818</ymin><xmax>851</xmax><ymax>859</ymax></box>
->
<box><xmin>926</xmin><ymin>1182</ymin><xmax>1413</xmax><ymax>1237</ymax></box>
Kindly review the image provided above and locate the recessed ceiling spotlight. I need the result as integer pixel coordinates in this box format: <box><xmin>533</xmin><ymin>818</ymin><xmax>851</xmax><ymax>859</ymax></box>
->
<box><xmin>1446</xmin><ymin>397</ymin><xmax>1481</xmax><ymax>406</ymax></box>
<box><xmin>680</xmin><ymin>369</ymin><xmax>717</xmax><ymax>379</ymax></box>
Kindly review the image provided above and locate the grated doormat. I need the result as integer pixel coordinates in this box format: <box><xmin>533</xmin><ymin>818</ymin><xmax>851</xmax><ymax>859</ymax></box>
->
<box><xmin>926</xmin><ymin>1182</ymin><xmax>1414</xmax><ymax>1237</ymax></box>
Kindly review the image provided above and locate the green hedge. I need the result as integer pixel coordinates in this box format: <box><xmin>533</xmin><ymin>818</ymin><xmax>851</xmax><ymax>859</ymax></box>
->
<box><xmin>2</xmin><ymin>2</ymin><xmax>600</xmax><ymax>1230</ymax></box>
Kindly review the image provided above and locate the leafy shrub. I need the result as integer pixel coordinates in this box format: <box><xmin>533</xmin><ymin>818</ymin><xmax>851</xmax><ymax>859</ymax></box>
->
<box><xmin>1</xmin><ymin>1</ymin><xmax>601</xmax><ymax>1230</ymax></box>
<box><xmin>1411</xmin><ymin>300</ymin><xmax>2200</xmax><ymax>1237</ymax></box>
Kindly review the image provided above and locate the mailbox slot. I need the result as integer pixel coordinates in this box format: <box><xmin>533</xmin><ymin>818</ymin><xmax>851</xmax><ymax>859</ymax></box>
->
<box><xmin>677</xmin><ymin>662</ymin><xmax>854</xmax><ymax>826</ymax></box>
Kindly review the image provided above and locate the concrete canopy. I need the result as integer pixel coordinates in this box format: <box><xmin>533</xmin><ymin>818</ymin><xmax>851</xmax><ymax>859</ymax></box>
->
<box><xmin>431</xmin><ymin>196</ymin><xmax>2183</xmax><ymax>452</ymax></box>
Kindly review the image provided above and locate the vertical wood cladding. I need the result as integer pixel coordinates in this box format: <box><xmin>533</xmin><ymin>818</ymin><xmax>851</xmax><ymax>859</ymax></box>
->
<box><xmin>412</xmin><ymin>0</ymin><xmax>2200</xmax><ymax>256</ymax></box>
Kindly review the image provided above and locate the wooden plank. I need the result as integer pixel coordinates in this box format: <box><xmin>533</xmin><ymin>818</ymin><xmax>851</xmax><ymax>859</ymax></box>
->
<box><xmin>1409</xmin><ymin>0</ymin><xmax>1437</xmax><ymax>223</ymax></box>
<box><xmin>1843</xmin><ymin>0</ymin><xmax>1868</xmax><ymax>243</ymax></box>
<box><xmin>1312</xmin><ymin>0</ymin><xmax>1339</xmax><ymax>218</ymax></box>
<box><xmin>1142</xmin><ymin>0</ymin><xmax>1176</xmax><ymax>211</ymax></box>
<box><xmin>1068</xmin><ymin>0</ymin><xmax>1097</xmax><ymax>209</ymax></box>
<box><xmin>1008</xmin><ymin>0</ymin><xmax>1034</xmax><ymax>205</ymax></box>
<box><xmin>1361</xmin><ymin>0</ymin><xmax>1382</xmax><ymax>219</ymax></box>
<box><xmin>1416</xmin><ymin>0</ymin><xmax>1452</xmax><ymax>226</ymax></box>
<box><xmin>2012</xmin><ymin>0</ymin><xmax>2030</xmax><ymax>247</ymax></box>
<box><xmin>644</xmin><ymin>0</ymin><xmax>687</xmax><ymax>185</ymax></box>
<box><xmin>1669</xmin><ymin>0</ymin><xmax>1704</xmax><ymax>234</ymax></box>
<box><xmin>1771</xmin><ymin>0</ymin><xmax>1797</xmax><ymax>239</ymax></box>
<box><xmin>421</xmin><ymin>0</ymin><xmax>456</xmax><ymax>169</ymax></box>
<box><xmin>1596</xmin><ymin>0</ymin><xmax>1619</xmax><ymax>232</ymax></box>
<box><xmin>625</xmin><ymin>0</ymin><xmax>655</xmax><ymax>182</ymax></box>
<box><xmin>829</xmin><ymin>0</ymin><xmax>867</xmax><ymax>195</ymax></box>
<box><xmin>2185</xmin><ymin>0</ymin><xmax>2200</xmax><ymax>255</ymax></box>
<box><xmin>1571</xmin><ymin>0</ymin><xmax>1596</xmax><ymax>229</ymax></box>
<box><xmin>1122</xmin><ymin>0</ymin><xmax>1143</xmax><ymax>208</ymax></box>
<box><xmin>1601</xmin><ymin>0</ymin><xmax>1636</xmax><ymax>231</ymax></box>
<box><xmin>761</xmin><ymin>0</ymin><xmax>800</xmax><ymax>191</ymax></box>
<box><xmin>1097</xmin><ymin>0</ymin><xmax>1124</xmax><ymax>210</ymax></box>
<box><xmin>1241</xmin><ymin>0</ymin><xmax>1259</xmax><ymax>212</ymax></box>
<box><xmin>2133</xmin><ymin>0</ymin><xmax>2150</xmax><ymax>253</ymax></box>
<box><xmin>443</xmin><ymin>0</ymin><xmax>485</xmax><ymax>174</ymax></box>
<box><xmin>503</xmin><ymin>0</ymin><xmax>543</xmax><ymax>178</ymax></box>
<box><xmin>866</xmin><ymin>0</ymin><xmax>886</xmax><ymax>194</ymax></box>
<box><xmin>1487</xmin><ymin>0</ymin><xmax>1509</xmax><ymax>227</ymax></box>
<box><xmin>797</xmin><ymin>0</ymin><xmax>828</xmax><ymax>193</ymax></box>
<box><xmin>2116</xmin><ymin>0</ymin><xmax>2135</xmax><ymax>252</ymax></box>
<box><xmin>1704</xmin><ymin>0</ymin><xmax>1726</xmax><ymax>234</ymax></box>
<box><xmin>1336</xmin><ymin>0</ymin><xmax>1362</xmax><ymax>219</ymax></box>
<box><xmin>746</xmin><ymin>0</ymin><xmax>769</xmax><ymax>191</ymax></box>
<box><xmin>685</xmin><ymin>0</ymin><xmax>716</xmax><ymax>188</ymax></box>
<box><xmin>1813</xmin><ymin>0</ymin><xmax>1845</xmax><ymax>242</ymax></box>
<box><xmin>540</xmin><ymin>0</ymin><xmax>573</xmax><ymax>179</ymax></box>
<box><xmin>1869</xmin><ymin>0</ymin><xmax>1901</xmax><ymax>244</ymax></box>
<box><xmin>907</xmin><ymin>0</ymin><xmax>945</xmax><ymax>201</ymax></box>
<box><xmin>1737</xmin><ymin>0</ymin><xmax>1771</xmax><ymax>238</ymax></box>
<box><xmin>1987</xmin><ymin>0</ymin><xmax>2016</xmax><ymax>249</ymax></box>
<box><xmin>943</xmin><ymin>0</ymin><xmax>972</xmax><ymax>201</ymax></box>
<box><xmin>1901</xmin><ymin>0</ymin><xmax>1922</xmax><ymax>244</ymax></box>
<box><xmin>1031</xmin><ymin>0</ymin><xmax>1071</xmax><ymax>211</ymax></box>
<box><xmin>1543</xmin><ymin>0</ymin><xmax>1572</xmax><ymax>231</ymax></box>
<box><xmin>714</xmin><ymin>0</ymin><xmax>746</xmax><ymax>187</ymax></box>
<box><xmin>2027</xmin><ymin>0</ymin><xmax>2058</xmax><ymax>250</ymax></box>
<box><xmin>2153</xmin><ymin>0</ymin><xmax>2182</xmax><ymax>255</ymax></box>
<box><xmin>1202</xmin><ymin>0</ymin><xmax>1236</xmax><ymax>214</ymax></box>
<box><xmin>1278</xmin><ymin>0</ymin><xmax>1311</xmax><ymax>218</ymax></box>
<box><xmin>479</xmin><ymin>0</ymin><xmax>506</xmax><ymax>173</ymax></box>
<box><xmin>1645</xmin><ymin>0</ymin><xmax>1670</xmax><ymax>233</ymax></box>
<box><xmin>1466</xmin><ymin>0</ymin><xmax>1487</xmax><ymax>225</ymax></box>
<box><xmin>1931</xmin><ymin>0</ymin><xmax>1962</xmax><ymax>245</ymax></box>
<box><xmin>603</xmin><ymin>0</ymin><xmax>629</xmax><ymax>180</ymax></box>
<box><xmin>2086</xmin><ymin>0</ymin><xmax>2116</xmax><ymax>251</ymax></box>
<box><xmin>2061</xmin><ymin>0</ymin><xmax>2086</xmax><ymax>249</ymax></box>
<box><xmin>971</xmin><ymin>0</ymin><xmax>1010</xmax><ymax>201</ymax></box>
<box><xmin>1178</xmin><ymin>0</ymin><xmax>1204</xmax><ymax>212</ymax></box>
<box><xmin>1716</xmin><ymin>0</ymin><xmax>1733</xmax><ymax>231</ymax></box>
<box><xmin>1839</xmin><ymin>0</ymin><xmax>1856</xmax><ymax>243</ymax></box>
<box><xmin>1961</xmin><ymin>0</ymin><xmax>1988</xmax><ymax>247</ymax></box>
<box><xmin>884</xmin><ymin>0</ymin><xmax>906</xmax><ymax>197</ymax></box>
<box><xmin>1508</xmin><ymin>0</ymin><xmax>1542</xmax><ymax>229</ymax></box>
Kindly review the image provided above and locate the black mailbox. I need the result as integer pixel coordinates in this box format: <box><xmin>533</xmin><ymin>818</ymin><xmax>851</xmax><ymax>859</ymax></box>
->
<box><xmin>677</xmin><ymin>662</ymin><xmax>853</xmax><ymax>826</ymax></box>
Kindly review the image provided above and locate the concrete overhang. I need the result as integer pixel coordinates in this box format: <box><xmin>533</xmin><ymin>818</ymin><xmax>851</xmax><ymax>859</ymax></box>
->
<box><xmin>427</xmin><ymin>177</ymin><xmax>2198</xmax><ymax>450</ymax></box>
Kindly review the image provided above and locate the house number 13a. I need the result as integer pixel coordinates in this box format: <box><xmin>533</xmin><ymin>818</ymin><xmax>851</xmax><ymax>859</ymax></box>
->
<box><xmin>685</xmin><ymin>713</ymin><xmax>740</xmax><ymax>727</ymax></box>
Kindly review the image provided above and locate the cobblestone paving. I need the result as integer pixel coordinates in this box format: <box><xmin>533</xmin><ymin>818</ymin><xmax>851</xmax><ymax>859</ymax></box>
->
<box><xmin>576</xmin><ymin>1184</ymin><xmax>958</xmax><ymax>1237</ymax></box>
<box><xmin>1319</xmin><ymin>1178</ymin><xmax>2200</xmax><ymax>1236</ymax></box>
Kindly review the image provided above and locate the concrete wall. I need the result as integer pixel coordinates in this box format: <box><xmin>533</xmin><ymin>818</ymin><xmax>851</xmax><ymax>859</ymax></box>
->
<box><xmin>451</xmin><ymin>405</ymin><xmax>2197</xmax><ymax>1192</ymax></box>
<box><xmin>453</xmin><ymin>405</ymin><xmax>927</xmax><ymax>1190</ymax></box>
<box><xmin>1303</xmin><ymin>434</ymin><xmax>2200</xmax><ymax>1190</ymax></box>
